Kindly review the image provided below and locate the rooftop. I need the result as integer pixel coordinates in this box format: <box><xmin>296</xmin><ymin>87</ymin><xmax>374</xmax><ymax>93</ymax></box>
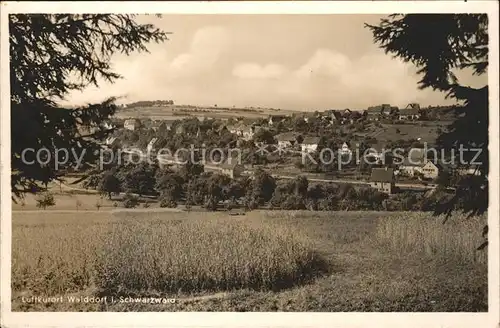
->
<box><xmin>302</xmin><ymin>136</ymin><xmax>321</xmax><ymax>144</ymax></box>
<box><xmin>275</xmin><ymin>132</ymin><xmax>301</xmax><ymax>142</ymax></box>
<box><xmin>370</xmin><ymin>167</ymin><xmax>394</xmax><ymax>183</ymax></box>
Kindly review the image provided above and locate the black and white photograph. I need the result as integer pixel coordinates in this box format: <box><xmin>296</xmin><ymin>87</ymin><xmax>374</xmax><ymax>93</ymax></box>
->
<box><xmin>0</xmin><ymin>1</ymin><xmax>499</xmax><ymax>327</ymax></box>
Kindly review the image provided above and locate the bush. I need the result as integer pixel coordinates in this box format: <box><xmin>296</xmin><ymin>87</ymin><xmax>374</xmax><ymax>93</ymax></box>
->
<box><xmin>142</xmin><ymin>201</ymin><xmax>150</xmax><ymax>208</ymax></box>
<box><xmin>159</xmin><ymin>197</ymin><xmax>177</xmax><ymax>208</ymax></box>
<box><xmin>122</xmin><ymin>193</ymin><xmax>139</xmax><ymax>208</ymax></box>
<box><xmin>35</xmin><ymin>192</ymin><xmax>55</xmax><ymax>210</ymax></box>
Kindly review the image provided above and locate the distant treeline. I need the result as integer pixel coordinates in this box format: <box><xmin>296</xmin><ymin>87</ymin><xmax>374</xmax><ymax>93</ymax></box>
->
<box><xmin>127</xmin><ymin>100</ymin><xmax>175</xmax><ymax>107</ymax></box>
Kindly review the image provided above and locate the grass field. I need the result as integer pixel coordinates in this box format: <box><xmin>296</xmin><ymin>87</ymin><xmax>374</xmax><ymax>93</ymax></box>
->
<box><xmin>12</xmin><ymin>210</ymin><xmax>487</xmax><ymax>312</ymax></box>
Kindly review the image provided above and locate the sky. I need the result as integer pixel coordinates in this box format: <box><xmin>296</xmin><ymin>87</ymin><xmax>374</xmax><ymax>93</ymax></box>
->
<box><xmin>64</xmin><ymin>14</ymin><xmax>487</xmax><ymax>111</ymax></box>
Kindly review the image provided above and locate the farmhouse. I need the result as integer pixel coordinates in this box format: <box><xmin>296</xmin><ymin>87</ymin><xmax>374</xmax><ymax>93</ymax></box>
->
<box><xmin>275</xmin><ymin>132</ymin><xmax>302</xmax><ymax>149</ymax></box>
<box><xmin>398</xmin><ymin>148</ymin><xmax>426</xmax><ymax>176</ymax></box>
<box><xmin>370</xmin><ymin>167</ymin><xmax>395</xmax><ymax>194</ymax></box>
<box><xmin>204</xmin><ymin>161</ymin><xmax>244</xmax><ymax>179</ymax></box>
<box><xmin>301</xmin><ymin>136</ymin><xmax>321</xmax><ymax>153</ymax></box>
<box><xmin>366</xmin><ymin>106</ymin><xmax>382</xmax><ymax>120</ymax></box>
<box><xmin>124</xmin><ymin>118</ymin><xmax>142</xmax><ymax>131</ymax></box>
<box><xmin>421</xmin><ymin>160</ymin><xmax>441</xmax><ymax>179</ymax></box>
<box><xmin>399</xmin><ymin>103</ymin><xmax>421</xmax><ymax>120</ymax></box>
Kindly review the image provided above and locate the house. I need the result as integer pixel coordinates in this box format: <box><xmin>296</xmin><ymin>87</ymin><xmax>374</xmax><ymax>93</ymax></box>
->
<box><xmin>156</xmin><ymin>121</ymin><xmax>174</xmax><ymax>133</ymax></box>
<box><xmin>215</xmin><ymin>124</ymin><xmax>229</xmax><ymax>135</ymax></box>
<box><xmin>339</xmin><ymin>142</ymin><xmax>352</xmax><ymax>156</ymax></box>
<box><xmin>370</xmin><ymin>167</ymin><xmax>395</xmax><ymax>194</ymax></box>
<box><xmin>104</xmin><ymin>136</ymin><xmax>117</xmax><ymax>148</ymax></box>
<box><xmin>76</xmin><ymin>124</ymin><xmax>98</xmax><ymax>136</ymax></box>
<box><xmin>147</xmin><ymin>137</ymin><xmax>158</xmax><ymax>153</ymax></box>
<box><xmin>398</xmin><ymin>148</ymin><xmax>426</xmax><ymax>176</ymax></box>
<box><xmin>301</xmin><ymin>136</ymin><xmax>321</xmax><ymax>153</ymax></box>
<box><xmin>399</xmin><ymin>103</ymin><xmax>421</xmax><ymax>120</ymax></box>
<box><xmin>228</xmin><ymin>123</ymin><xmax>243</xmax><ymax>135</ymax></box>
<box><xmin>268</xmin><ymin>115</ymin><xmax>287</xmax><ymax>126</ymax></box>
<box><xmin>365</xmin><ymin>144</ymin><xmax>386</xmax><ymax>163</ymax></box>
<box><xmin>204</xmin><ymin>161</ymin><xmax>244</xmax><ymax>179</ymax></box>
<box><xmin>398</xmin><ymin>147</ymin><xmax>444</xmax><ymax>179</ymax></box>
<box><xmin>228</xmin><ymin>123</ymin><xmax>254</xmax><ymax>140</ymax></box>
<box><xmin>242</xmin><ymin>126</ymin><xmax>256</xmax><ymax>140</ymax></box>
<box><xmin>457</xmin><ymin>164</ymin><xmax>481</xmax><ymax>176</ymax></box>
<box><xmin>275</xmin><ymin>132</ymin><xmax>302</xmax><ymax>149</ymax></box>
<box><xmin>329</xmin><ymin>110</ymin><xmax>343</xmax><ymax>123</ymax></box>
<box><xmin>251</xmin><ymin>124</ymin><xmax>264</xmax><ymax>134</ymax></box>
<box><xmin>342</xmin><ymin>108</ymin><xmax>352</xmax><ymax>118</ymax></box>
<box><xmin>349</xmin><ymin>110</ymin><xmax>364</xmax><ymax>123</ymax></box>
<box><xmin>366</xmin><ymin>106</ymin><xmax>383</xmax><ymax>120</ymax></box>
<box><xmin>157</xmin><ymin>152</ymin><xmax>189</xmax><ymax>170</ymax></box>
<box><xmin>101</xmin><ymin>121</ymin><xmax>115</xmax><ymax>131</ymax></box>
<box><xmin>382</xmin><ymin>104</ymin><xmax>400</xmax><ymax>118</ymax></box>
<box><xmin>124</xmin><ymin>118</ymin><xmax>141</xmax><ymax>131</ymax></box>
<box><xmin>421</xmin><ymin>160</ymin><xmax>440</xmax><ymax>179</ymax></box>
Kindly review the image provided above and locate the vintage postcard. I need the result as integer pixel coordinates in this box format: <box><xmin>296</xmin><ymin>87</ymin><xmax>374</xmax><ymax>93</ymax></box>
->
<box><xmin>1</xmin><ymin>1</ymin><xmax>499</xmax><ymax>327</ymax></box>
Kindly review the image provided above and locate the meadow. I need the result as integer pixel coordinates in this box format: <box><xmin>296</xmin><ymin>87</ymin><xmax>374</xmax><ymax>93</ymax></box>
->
<box><xmin>11</xmin><ymin>210</ymin><xmax>487</xmax><ymax>311</ymax></box>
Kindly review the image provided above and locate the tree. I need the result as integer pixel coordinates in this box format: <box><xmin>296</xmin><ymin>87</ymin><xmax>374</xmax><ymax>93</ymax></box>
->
<box><xmin>35</xmin><ymin>192</ymin><xmax>56</xmax><ymax>210</ymax></box>
<box><xmin>253</xmin><ymin>129</ymin><xmax>275</xmax><ymax>145</ymax></box>
<box><xmin>247</xmin><ymin>169</ymin><xmax>276</xmax><ymax>206</ymax></box>
<box><xmin>98</xmin><ymin>170</ymin><xmax>122</xmax><ymax>199</ymax></box>
<box><xmin>122</xmin><ymin>193</ymin><xmax>139</xmax><ymax>208</ymax></box>
<box><xmin>205</xmin><ymin>174</ymin><xmax>231</xmax><ymax>211</ymax></box>
<box><xmin>294</xmin><ymin>176</ymin><xmax>309</xmax><ymax>198</ymax></box>
<box><xmin>366</xmin><ymin>14</ymin><xmax>488</xmax><ymax>249</ymax></box>
<box><xmin>367</xmin><ymin>14</ymin><xmax>488</xmax><ymax>216</ymax></box>
<box><xmin>123</xmin><ymin>162</ymin><xmax>156</xmax><ymax>196</ymax></box>
<box><xmin>10</xmin><ymin>14</ymin><xmax>168</xmax><ymax>198</ymax></box>
<box><xmin>155</xmin><ymin>171</ymin><xmax>184</xmax><ymax>201</ymax></box>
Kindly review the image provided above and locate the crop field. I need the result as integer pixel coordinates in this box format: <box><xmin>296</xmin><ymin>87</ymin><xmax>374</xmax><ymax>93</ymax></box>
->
<box><xmin>114</xmin><ymin>105</ymin><xmax>298</xmax><ymax>121</ymax></box>
<box><xmin>12</xmin><ymin>210</ymin><xmax>487</xmax><ymax>311</ymax></box>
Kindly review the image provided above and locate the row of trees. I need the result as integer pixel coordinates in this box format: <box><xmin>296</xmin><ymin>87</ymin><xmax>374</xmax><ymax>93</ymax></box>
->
<box><xmin>85</xmin><ymin>159</ymin><xmax>461</xmax><ymax>212</ymax></box>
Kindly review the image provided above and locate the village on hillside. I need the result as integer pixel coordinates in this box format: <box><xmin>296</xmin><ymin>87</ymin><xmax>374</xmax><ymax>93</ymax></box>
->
<box><xmin>69</xmin><ymin>100</ymin><xmax>479</xmax><ymax>212</ymax></box>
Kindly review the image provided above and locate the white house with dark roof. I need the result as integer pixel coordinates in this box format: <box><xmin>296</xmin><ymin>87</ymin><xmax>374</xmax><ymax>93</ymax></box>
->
<box><xmin>275</xmin><ymin>132</ymin><xmax>302</xmax><ymax>149</ymax></box>
<box><xmin>421</xmin><ymin>160</ymin><xmax>441</xmax><ymax>179</ymax></box>
<box><xmin>370</xmin><ymin>167</ymin><xmax>395</xmax><ymax>194</ymax></box>
<box><xmin>339</xmin><ymin>142</ymin><xmax>352</xmax><ymax>156</ymax></box>
<box><xmin>301</xmin><ymin>136</ymin><xmax>321</xmax><ymax>153</ymax></box>
<box><xmin>204</xmin><ymin>160</ymin><xmax>244</xmax><ymax>179</ymax></box>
